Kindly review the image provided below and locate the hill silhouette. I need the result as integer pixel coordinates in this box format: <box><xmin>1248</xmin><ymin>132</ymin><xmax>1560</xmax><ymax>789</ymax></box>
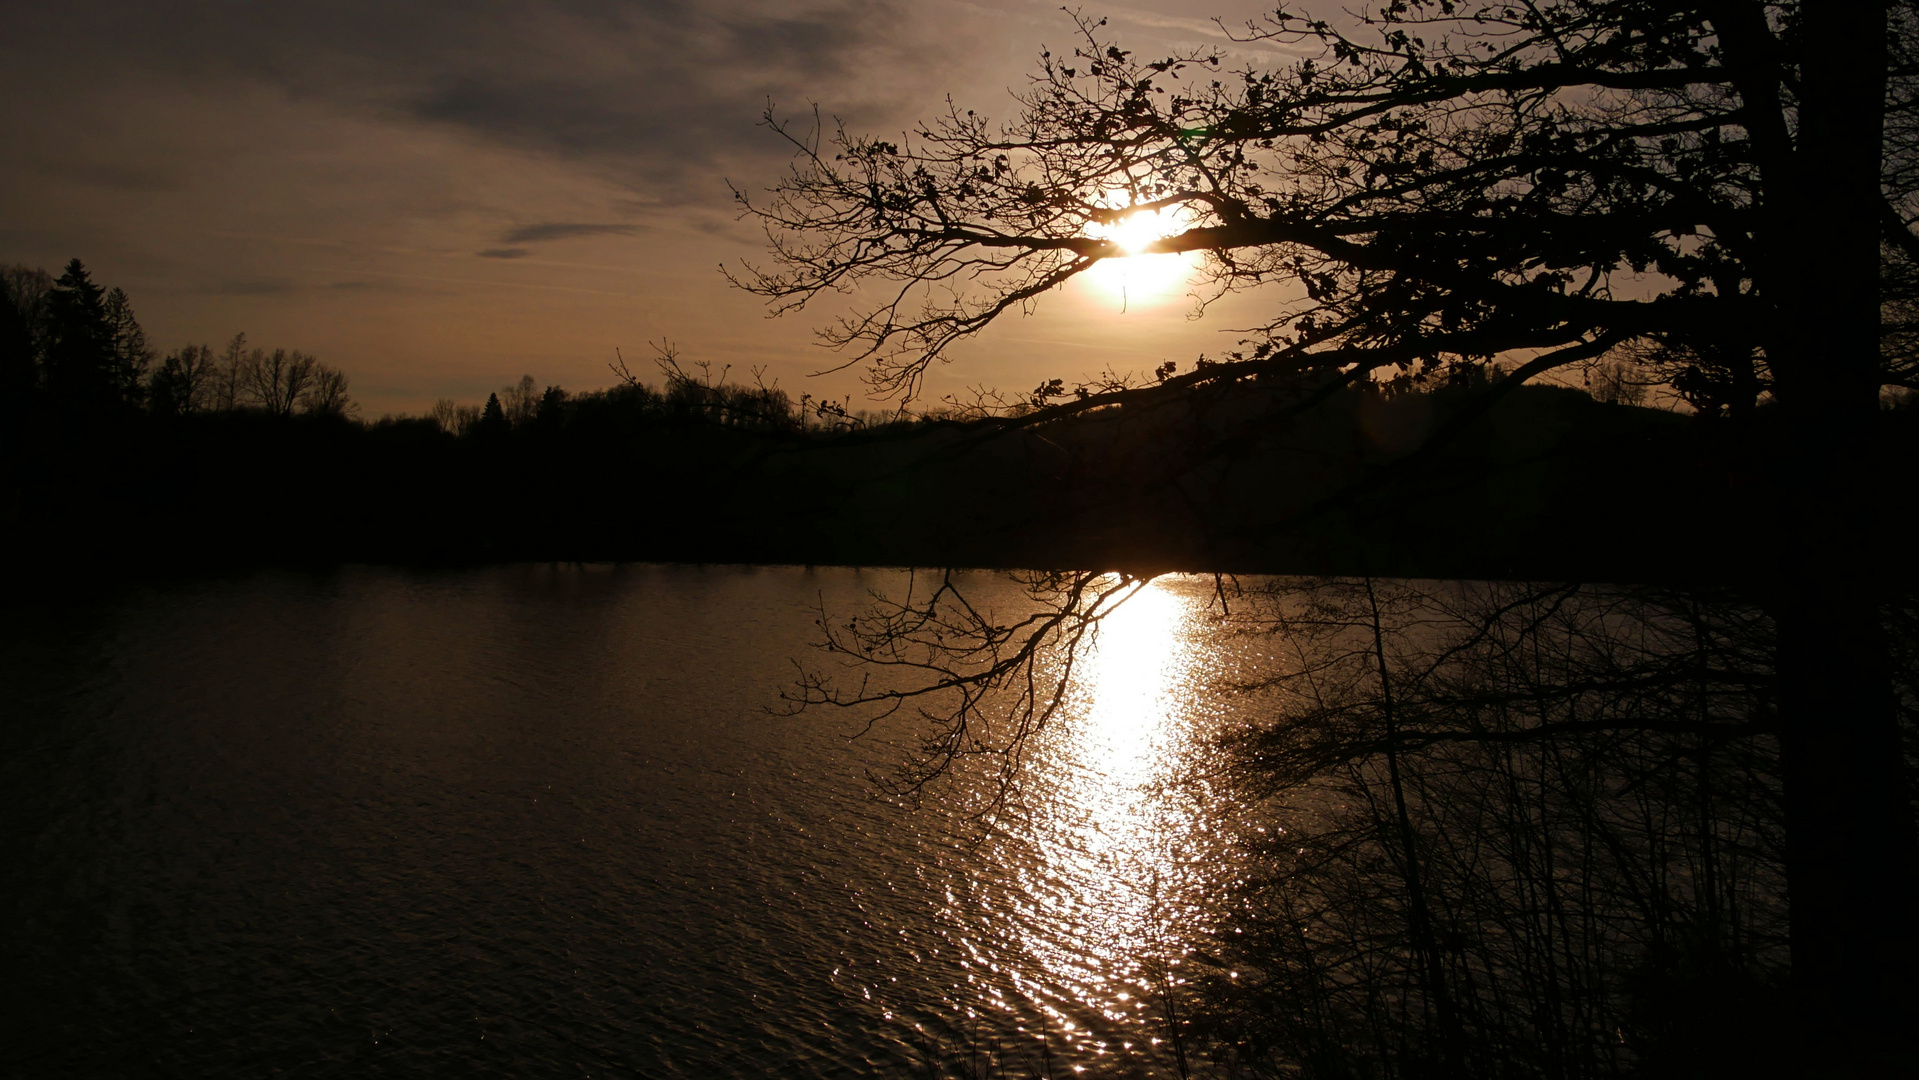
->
<box><xmin>15</xmin><ymin>369</ymin><xmax>1902</xmax><ymax>585</ymax></box>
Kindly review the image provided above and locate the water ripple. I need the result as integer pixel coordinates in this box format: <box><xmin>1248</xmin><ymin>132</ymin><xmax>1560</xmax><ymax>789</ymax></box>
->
<box><xmin>0</xmin><ymin>565</ymin><xmax>1253</xmax><ymax>1077</ymax></box>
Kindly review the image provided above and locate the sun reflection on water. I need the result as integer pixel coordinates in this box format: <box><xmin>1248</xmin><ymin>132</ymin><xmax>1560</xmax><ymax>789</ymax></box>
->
<box><xmin>967</xmin><ymin>576</ymin><xmax>1229</xmax><ymax>1064</ymax></box>
<box><xmin>1079</xmin><ymin>581</ymin><xmax>1187</xmax><ymax>785</ymax></box>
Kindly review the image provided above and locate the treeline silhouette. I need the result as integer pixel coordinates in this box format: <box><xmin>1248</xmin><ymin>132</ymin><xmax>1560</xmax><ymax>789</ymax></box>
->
<box><xmin>3</xmin><ymin>259</ymin><xmax>355</xmax><ymax>421</ymax></box>
<box><xmin>411</xmin><ymin>343</ymin><xmax>905</xmax><ymax>442</ymax></box>
<box><xmin>6</xmin><ymin>259</ymin><xmax>1913</xmax><ymax>581</ymax></box>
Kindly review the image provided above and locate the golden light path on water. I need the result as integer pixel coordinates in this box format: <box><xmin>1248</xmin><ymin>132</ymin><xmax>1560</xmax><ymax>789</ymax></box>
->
<box><xmin>960</xmin><ymin>577</ymin><xmax>1236</xmax><ymax>1067</ymax></box>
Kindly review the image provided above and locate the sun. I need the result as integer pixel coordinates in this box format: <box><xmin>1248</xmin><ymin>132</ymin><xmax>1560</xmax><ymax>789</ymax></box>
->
<box><xmin>1082</xmin><ymin>203</ymin><xmax>1197</xmax><ymax>306</ymax></box>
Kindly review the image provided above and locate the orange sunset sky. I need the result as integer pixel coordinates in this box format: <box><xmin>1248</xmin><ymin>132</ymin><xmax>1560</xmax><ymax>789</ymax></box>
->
<box><xmin>1</xmin><ymin>1</ymin><xmax>1335</xmax><ymax>417</ymax></box>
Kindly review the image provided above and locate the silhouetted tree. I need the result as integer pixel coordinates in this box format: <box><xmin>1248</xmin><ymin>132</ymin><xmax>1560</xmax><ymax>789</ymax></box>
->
<box><xmin>1585</xmin><ymin>358</ymin><xmax>1649</xmax><ymax>407</ymax></box>
<box><xmin>1</xmin><ymin>266</ymin><xmax>53</xmax><ymax>404</ymax></box>
<box><xmin>1624</xmin><ymin>337</ymin><xmax>1769</xmax><ymax>420</ymax></box>
<box><xmin>0</xmin><ymin>268</ymin><xmax>49</xmax><ymax>516</ymax></box>
<box><xmin>300</xmin><ymin>363</ymin><xmax>354</xmax><ymax>418</ymax></box>
<box><xmin>101</xmin><ymin>287</ymin><xmax>152</xmax><ymax>407</ymax></box>
<box><xmin>42</xmin><ymin>259</ymin><xmax>117</xmax><ymax>412</ymax></box>
<box><xmin>0</xmin><ymin>302</ymin><xmax>33</xmax><ymax>419</ymax></box>
<box><xmin>148</xmin><ymin>344</ymin><xmax>218</xmax><ymax>416</ymax></box>
<box><xmin>477</xmin><ymin>391</ymin><xmax>509</xmax><ymax>438</ymax></box>
<box><xmin>738</xmin><ymin>3</ymin><xmax>1918</xmax><ymax>1070</ymax></box>
<box><xmin>210</xmin><ymin>333</ymin><xmax>249</xmax><ymax>411</ymax></box>
<box><xmin>429</xmin><ymin>397</ymin><xmax>481</xmax><ymax>436</ymax></box>
<box><xmin>241</xmin><ymin>347</ymin><xmax>318</xmax><ymax>417</ymax></box>
<box><xmin>536</xmin><ymin>384</ymin><xmax>568</xmax><ymax>428</ymax></box>
<box><xmin>500</xmin><ymin>374</ymin><xmax>538</xmax><ymax>427</ymax></box>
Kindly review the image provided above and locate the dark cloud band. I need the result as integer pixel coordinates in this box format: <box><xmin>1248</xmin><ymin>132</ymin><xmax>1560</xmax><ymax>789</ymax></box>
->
<box><xmin>500</xmin><ymin>224</ymin><xmax>639</xmax><ymax>245</ymax></box>
<box><xmin>6</xmin><ymin>0</ymin><xmax>964</xmax><ymax>210</ymax></box>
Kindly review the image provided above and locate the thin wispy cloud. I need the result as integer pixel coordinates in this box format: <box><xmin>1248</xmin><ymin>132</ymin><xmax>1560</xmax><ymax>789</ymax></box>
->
<box><xmin>500</xmin><ymin>224</ymin><xmax>639</xmax><ymax>245</ymax></box>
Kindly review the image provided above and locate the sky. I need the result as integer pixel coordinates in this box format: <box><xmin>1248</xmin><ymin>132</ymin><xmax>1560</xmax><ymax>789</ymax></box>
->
<box><xmin>1</xmin><ymin>1</ymin><xmax>1312</xmax><ymax>416</ymax></box>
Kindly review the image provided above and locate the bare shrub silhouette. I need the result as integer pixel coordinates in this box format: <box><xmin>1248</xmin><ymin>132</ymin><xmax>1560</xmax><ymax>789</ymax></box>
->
<box><xmin>1195</xmin><ymin>579</ymin><xmax>1789</xmax><ymax>1080</ymax></box>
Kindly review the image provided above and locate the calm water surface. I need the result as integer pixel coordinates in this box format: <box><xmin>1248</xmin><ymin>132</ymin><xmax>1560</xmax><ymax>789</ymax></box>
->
<box><xmin>1</xmin><ymin>564</ymin><xmax>1266</xmax><ymax>1077</ymax></box>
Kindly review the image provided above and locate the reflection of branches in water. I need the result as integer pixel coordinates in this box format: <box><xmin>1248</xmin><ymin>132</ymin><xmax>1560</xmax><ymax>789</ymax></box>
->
<box><xmin>784</xmin><ymin>573</ymin><xmax>1850</xmax><ymax>1078</ymax></box>
<box><xmin>1201</xmin><ymin>579</ymin><xmax>1788</xmax><ymax>1080</ymax></box>
<box><xmin>781</xmin><ymin>568</ymin><xmax>1142</xmax><ymax>808</ymax></box>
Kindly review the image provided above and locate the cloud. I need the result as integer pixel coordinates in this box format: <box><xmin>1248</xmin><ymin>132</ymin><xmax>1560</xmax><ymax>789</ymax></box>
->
<box><xmin>477</xmin><ymin>248</ymin><xmax>533</xmax><ymax>259</ymax></box>
<box><xmin>210</xmin><ymin>276</ymin><xmax>296</xmax><ymax>296</ymax></box>
<box><xmin>499</xmin><ymin>223</ymin><xmax>638</xmax><ymax>244</ymax></box>
<box><xmin>5</xmin><ymin>1</ymin><xmax>981</xmax><ymax>210</ymax></box>
<box><xmin>64</xmin><ymin>161</ymin><xmax>183</xmax><ymax>193</ymax></box>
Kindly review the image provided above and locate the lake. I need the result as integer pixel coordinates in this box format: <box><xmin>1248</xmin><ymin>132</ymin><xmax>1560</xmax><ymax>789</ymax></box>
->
<box><xmin>1</xmin><ymin>563</ymin><xmax>1266</xmax><ymax>1078</ymax></box>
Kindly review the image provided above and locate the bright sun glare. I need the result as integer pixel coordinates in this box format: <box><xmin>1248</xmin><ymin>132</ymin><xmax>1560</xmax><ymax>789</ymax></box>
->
<box><xmin>1083</xmin><ymin>203</ymin><xmax>1197</xmax><ymax>306</ymax></box>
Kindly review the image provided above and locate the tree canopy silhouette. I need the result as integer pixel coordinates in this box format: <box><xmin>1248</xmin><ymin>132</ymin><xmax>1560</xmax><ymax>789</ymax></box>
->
<box><xmin>43</xmin><ymin>259</ymin><xmax>150</xmax><ymax>412</ymax></box>
<box><xmin>735</xmin><ymin>3</ymin><xmax>1919</xmax><ymax>1073</ymax></box>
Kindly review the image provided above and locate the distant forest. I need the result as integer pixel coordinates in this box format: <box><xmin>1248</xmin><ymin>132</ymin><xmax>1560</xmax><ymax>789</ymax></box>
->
<box><xmin>0</xmin><ymin>258</ymin><xmax>965</xmax><ymax>441</ymax></box>
<box><xmin>5</xmin><ymin>258</ymin><xmax>1913</xmax><ymax>581</ymax></box>
<box><xmin>2</xmin><ymin>260</ymin><xmax>354</xmax><ymax>421</ymax></box>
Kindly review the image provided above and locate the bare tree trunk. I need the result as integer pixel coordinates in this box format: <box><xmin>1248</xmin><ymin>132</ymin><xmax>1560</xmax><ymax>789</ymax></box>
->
<box><xmin>1772</xmin><ymin>6</ymin><xmax>1919</xmax><ymax>1074</ymax></box>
